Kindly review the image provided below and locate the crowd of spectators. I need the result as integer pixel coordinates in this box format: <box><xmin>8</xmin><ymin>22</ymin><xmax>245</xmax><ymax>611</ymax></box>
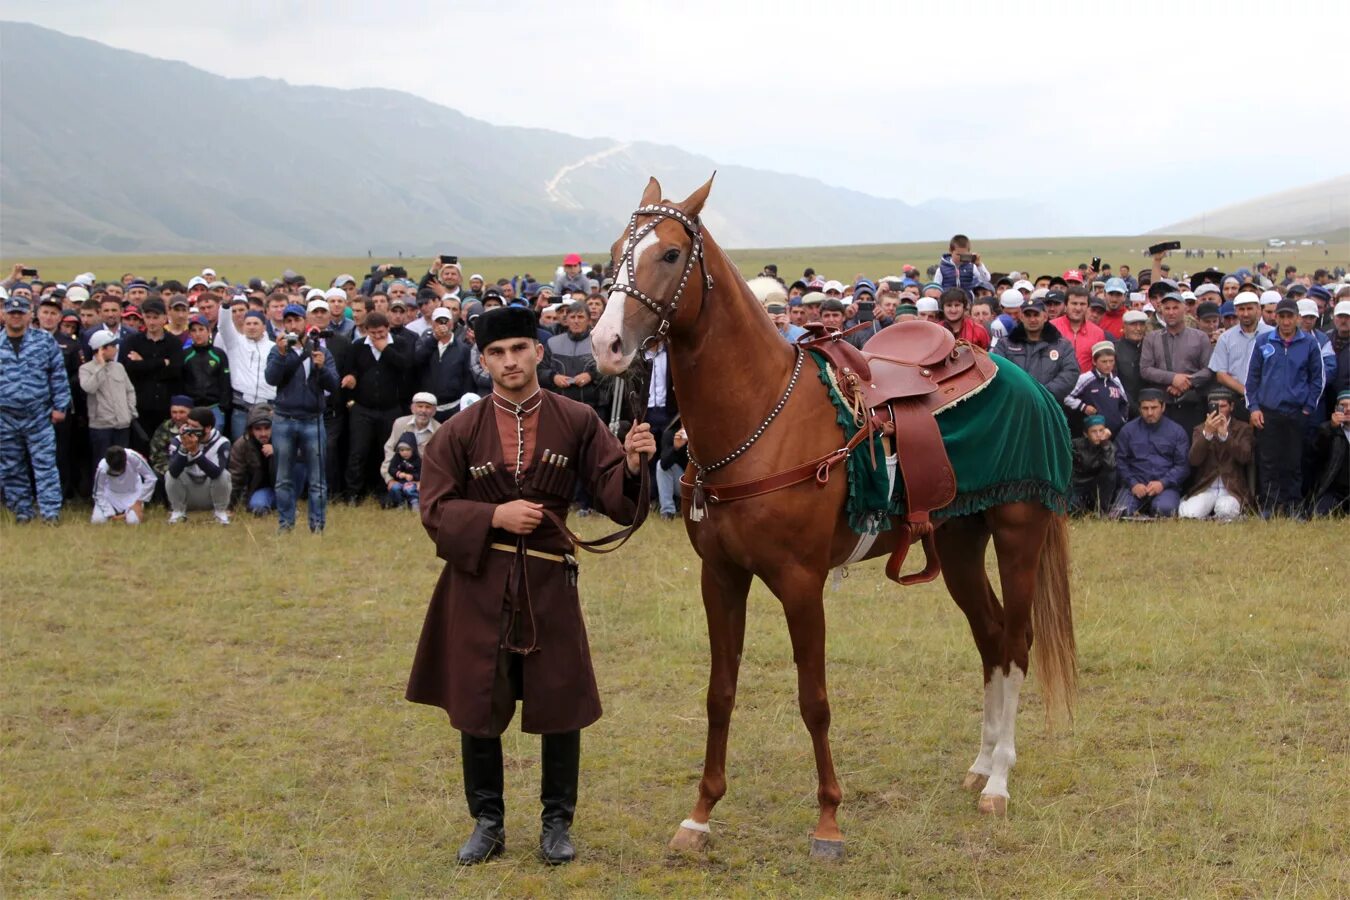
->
<box><xmin>1</xmin><ymin>239</ymin><xmax>1346</xmax><ymax>529</ymax></box>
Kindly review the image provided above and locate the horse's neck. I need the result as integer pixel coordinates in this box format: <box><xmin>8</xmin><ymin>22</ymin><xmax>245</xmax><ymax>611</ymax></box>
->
<box><xmin>669</xmin><ymin>234</ymin><xmax>794</xmax><ymax>460</ymax></box>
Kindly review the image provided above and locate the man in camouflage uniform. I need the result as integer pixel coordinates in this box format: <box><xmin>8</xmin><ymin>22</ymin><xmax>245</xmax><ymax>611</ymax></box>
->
<box><xmin>150</xmin><ymin>395</ymin><xmax>194</xmax><ymax>480</ymax></box>
<box><xmin>0</xmin><ymin>293</ymin><xmax>71</xmax><ymax>523</ymax></box>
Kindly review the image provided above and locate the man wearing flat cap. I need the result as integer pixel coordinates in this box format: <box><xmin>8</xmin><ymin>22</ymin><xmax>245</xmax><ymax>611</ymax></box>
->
<box><xmin>406</xmin><ymin>306</ymin><xmax>656</xmax><ymax>867</ymax></box>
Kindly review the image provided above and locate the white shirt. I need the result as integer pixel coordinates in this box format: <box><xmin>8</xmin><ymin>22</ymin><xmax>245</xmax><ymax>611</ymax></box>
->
<box><xmin>93</xmin><ymin>450</ymin><xmax>157</xmax><ymax>510</ymax></box>
<box><xmin>1209</xmin><ymin>321</ymin><xmax>1274</xmax><ymax>387</ymax></box>
<box><xmin>645</xmin><ymin>347</ymin><xmax>668</xmax><ymax>409</ymax></box>
<box><xmin>406</xmin><ymin>317</ymin><xmax>431</xmax><ymax>337</ymax></box>
<box><xmin>215</xmin><ymin>311</ymin><xmax>277</xmax><ymax>405</ymax></box>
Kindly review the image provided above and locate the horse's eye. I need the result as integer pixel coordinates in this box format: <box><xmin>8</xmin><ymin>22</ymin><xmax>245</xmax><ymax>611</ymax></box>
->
<box><xmin>663</xmin><ymin>249</ymin><xmax>681</xmax><ymax>264</ymax></box>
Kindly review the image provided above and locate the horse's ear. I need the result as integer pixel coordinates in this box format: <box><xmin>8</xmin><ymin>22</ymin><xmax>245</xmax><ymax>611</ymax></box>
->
<box><xmin>681</xmin><ymin>172</ymin><xmax>716</xmax><ymax>217</ymax></box>
<box><xmin>641</xmin><ymin>177</ymin><xmax>662</xmax><ymax>206</ymax></box>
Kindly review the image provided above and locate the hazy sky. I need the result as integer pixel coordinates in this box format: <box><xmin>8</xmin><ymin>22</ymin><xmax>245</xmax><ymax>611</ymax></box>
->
<box><xmin>4</xmin><ymin>0</ymin><xmax>1346</xmax><ymax>234</ymax></box>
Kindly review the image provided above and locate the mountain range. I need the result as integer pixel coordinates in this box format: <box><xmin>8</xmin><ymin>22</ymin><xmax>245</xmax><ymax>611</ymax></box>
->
<box><xmin>1</xmin><ymin>22</ymin><xmax>1345</xmax><ymax>258</ymax></box>
<box><xmin>1153</xmin><ymin>175</ymin><xmax>1350</xmax><ymax>241</ymax></box>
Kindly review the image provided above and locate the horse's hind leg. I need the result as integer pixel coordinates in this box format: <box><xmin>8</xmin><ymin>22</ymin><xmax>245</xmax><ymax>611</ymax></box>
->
<box><xmin>764</xmin><ymin>565</ymin><xmax>844</xmax><ymax>861</ymax></box>
<box><xmin>934</xmin><ymin>516</ymin><xmax>1003</xmax><ymax>796</ymax></box>
<box><xmin>669</xmin><ymin>562</ymin><xmax>751</xmax><ymax>853</ymax></box>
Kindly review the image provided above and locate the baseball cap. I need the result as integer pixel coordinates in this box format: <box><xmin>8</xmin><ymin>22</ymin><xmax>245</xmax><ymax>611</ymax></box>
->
<box><xmin>282</xmin><ymin>304</ymin><xmax>307</xmax><ymax>318</ymax></box>
<box><xmin>187</xmin><ymin>276</ymin><xmax>207</xmax><ymax>290</ymax></box>
<box><xmin>1088</xmin><ymin>295</ymin><xmax>1108</xmax><ymax>310</ymax></box>
<box><xmin>1307</xmin><ymin>285</ymin><xmax>1331</xmax><ymax>302</ymax></box>
<box><xmin>1296</xmin><ymin>299</ymin><xmax>1318</xmax><ymax>317</ymax></box>
<box><xmin>121</xmin><ymin>305</ymin><xmax>143</xmax><ymax>319</ymax></box>
<box><xmin>306</xmin><ymin>298</ymin><xmax>330</xmax><ymax>313</ymax></box>
<box><xmin>141</xmin><ymin>298</ymin><xmax>166</xmax><ymax>315</ymax></box>
<box><xmin>169</xmin><ymin>294</ymin><xmax>190</xmax><ymax>309</ymax></box>
<box><xmin>1062</xmin><ymin>270</ymin><xmax>1084</xmax><ymax>284</ymax></box>
<box><xmin>389</xmin><ymin>297</ymin><xmax>409</xmax><ymax>310</ymax></box>
<box><xmin>563</xmin><ymin>253</ymin><xmax>583</xmax><ymax>266</ymax></box>
<box><xmin>1233</xmin><ymin>292</ymin><xmax>1260</xmax><ymax>307</ymax></box>
<box><xmin>1105</xmin><ymin>277</ymin><xmax>1127</xmax><ymax>294</ymax></box>
<box><xmin>1195</xmin><ymin>283</ymin><xmax>1220</xmax><ymax>298</ymax></box>
<box><xmin>1045</xmin><ymin>290</ymin><xmax>1066</xmax><ymax>305</ymax></box>
<box><xmin>67</xmin><ymin>285</ymin><xmax>90</xmax><ymax>304</ymax></box>
<box><xmin>305</xmin><ymin>288</ymin><xmax>326</xmax><ymax>303</ymax></box>
<box><xmin>88</xmin><ymin>330</ymin><xmax>119</xmax><ymax>350</ymax></box>
<box><xmin>1333</xmin><ymin>300</ymin><xmax>1350</xmax><ymax>317</ymax></box>
<box><xmin>324</xmin><ymin>287</ymin><xmax>346</xmax><ymax>303</ymax></box>
<box><xmin>1023</xmin><ymin>298</ymin><xmax>1047</xmax><ymax>313</ymax></box>
<box><xmin>822</xmin><ymin>280</ymin><xmax>845</xmax><ymax>295</ymax></box>
<box><xmin>1260</xmin><ymin>290</ymin><xmax>1282</xmax><ymax>306</ymax></box>
<box><xmin>1013</xmin><ymin>279</ymin><xmax>1035</xmax><ymax>293</ymax></box>
<box><xmin>1275</xmin><ymin>297</ymin><xmax>1299</xmax><ymax>315</ymax></box>
<box><xmin>1219</xmin><ymin>301</ymin><xmax>1236</xmax><ymax>318</ymax></box>
<box><xmin>1196</xmin><ymin>301</ymin><xmax>1221</xmax><ymax>320</ymax></box>
<box><xmin>999</xmin><ymin>289</ymin><xmax>1024</xmax><ymax>309</ymax></box>
<box><xmin>431</xmin><ymin>307</ymin><xmax>452</xmax><ymax>322</ymax></box>
<box><xmin>188</xmin><ymin>315</ymin><xmax>210</xmax><ymax>328</ymax></box>
<box><xmin>333</xmin><ymin>274</ymin><xmax>356</xmax><ymax>288</ymax></box>
<box><xmin>201</xmin><ymin>268</ymin><xmax>217</xmax><ymax>278</ymax></box>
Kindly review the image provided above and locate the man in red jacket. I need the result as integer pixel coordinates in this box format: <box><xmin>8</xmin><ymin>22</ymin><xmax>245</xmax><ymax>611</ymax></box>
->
<box><xmin>1050</xmin><ymin>285</ymin><xmax>1106</xmax><ymax>371</ymax></box>
<box><xmin>939</xmin><ymin>288</ymin><xmax>990</xmax><ymax>349</ymax></box>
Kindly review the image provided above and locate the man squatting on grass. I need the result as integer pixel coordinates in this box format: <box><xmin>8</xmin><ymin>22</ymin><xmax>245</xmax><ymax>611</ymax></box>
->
<box><xmin>404</xmin><ymin>307</ymin><xmax>656</xmax><ymax>866</ymax></box>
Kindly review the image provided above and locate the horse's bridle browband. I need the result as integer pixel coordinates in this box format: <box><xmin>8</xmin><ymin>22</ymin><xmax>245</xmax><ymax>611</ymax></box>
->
<box><xmin>609</xmin><ymin>203</ymin><xmax>714</xmax><ymax>348</ymax></box>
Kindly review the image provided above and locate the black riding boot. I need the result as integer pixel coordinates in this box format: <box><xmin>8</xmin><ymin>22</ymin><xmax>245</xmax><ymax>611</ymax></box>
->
<box><xmin>457</xmin><ymin>733</ymin><xmax>505</xmax><ymax>865</ymax></box>
<box><xmin>539</xmin><ymin>730</ymin><xmax>580</xmax><ymax>865</ymax></box>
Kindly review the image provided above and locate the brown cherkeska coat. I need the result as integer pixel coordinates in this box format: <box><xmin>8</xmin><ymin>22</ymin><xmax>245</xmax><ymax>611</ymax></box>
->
<box><xmin>1184</xmin><ymin>417</ymin><xmax>1256</xmax><ymax>509</ymax></box>
<box><xmin>406</xmin><ymin>390</ymin><xmax>640</xmax><ymax>737</ymax></box>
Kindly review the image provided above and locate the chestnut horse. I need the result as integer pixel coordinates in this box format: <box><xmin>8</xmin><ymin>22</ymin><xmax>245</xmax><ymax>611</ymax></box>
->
<box><xmin>591</xmin><ymin>177</ymin><xmax>1076</xmax><ymax>860</ymax></box>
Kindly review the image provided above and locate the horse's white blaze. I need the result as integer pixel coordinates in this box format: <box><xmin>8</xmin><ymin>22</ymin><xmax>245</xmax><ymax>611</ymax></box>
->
<box><xmin>969</xmin><ymin>670</ymin><xmax>1001</xmax><ymax>778</ymax></box>
<box><xmin>981</xmin><ymin>665</ymin><xmax>1025</xmax><ymax>800</ymax></box>
<box><xmin>591</xmin><ymin>229</ymin><xmax>659</xmax><ymax>374</ymax></box>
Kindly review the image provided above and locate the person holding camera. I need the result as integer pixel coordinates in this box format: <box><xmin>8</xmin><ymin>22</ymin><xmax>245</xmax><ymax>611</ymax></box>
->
<box><xmin>1178</xmin><ymin>389</ymin><xmax>1254</xmax><ymax>521</ymax></box>
<box><xmin>165</xmin><ymin>406</ymin><xmax>232</xmax><ymax>525</ymax></box>
<box><xmin>937</xmin><ymin>234</ymin><xmax>990</xmax><ymax>294</ymax></box>
<box><xmin>1309</xmin><ymin>389</ymin><xmax>1350</xmax><ymax>516</ymax></box>
<box><xmin>265</xmin><ymin>304</ymin><xmax>339</xmax><ymax>533</ymax></box>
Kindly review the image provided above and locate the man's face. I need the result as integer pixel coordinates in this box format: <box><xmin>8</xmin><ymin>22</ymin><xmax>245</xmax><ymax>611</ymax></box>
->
<box><xmin>267</xmin><ymin>298</ymin><xmax>286</xmax><ymax>321</ymax></box>
<box><xmin>942</xmin><ymin>299</ymin><xmax>966</xmax><ymax>323</ymax></box>
<box><xmin>481</xmin><ymin>337</ymin><xmax>543</xmax><ymax>392</ymax></box>
<box><xmin>1139</xmin><ymin>399</ymin><xmax>1164</xmax><ymax>424</ymax></box>
<box><xmin>499</xmin><ymin>283</ymin><xmax>516</xmax><ymax>301</ymax></box>
<box><xmin>1333</xmin><ymin>314</ymin><xmax>1350</xmax><ymax>337</ymax></box>
<box><xmin>123</xmin><ymin>314</ymin><xmax>144</xmax><ymax>332</ymax></box>
<box><xmin>1066</xmin><ymin>296</ymin><xmax>1088</xmax><ymax>323</ymax></box>
<box><xmin>1222</xmin><ymin>282</ymin><xmax>1240</xmax><ymax>300</ymax></box>
<box><xmin>1275</xmin><ymin>311</ymin><xmax>1298</xmax><ymax>337</ymax></box>
<box><xmin>251</xmin><ymin>423</ymin><xmax>272</xmax><ymax>443</ymax></box>
<box><xmin>586</xmin><ymin>297</ymin><xmax>604</xmax><ymax>321</ymax></box>
<box><xmin>1045</xmin><ymin>300</ymin><xmax>1065</xmax><ymax>319</ymax></box>
<box><xmin>1106</xmin><ymin>290</ymin><xmax>1125</xmax><ymax>310</ymax></box>
<box><xmin>1035</xmin><ymin>277</ymin><xmax>1051</xmax><ymax>289</ymax></box>
<box><xmin>880</xmin><ymin>296</ymin><xmax>899</xmax><ymax>320</ymax></box>
<box><xmin>439</xmin><ymin>265</ymin><xmax>461</xmax><ymax>287</ymax></box>
<box><xmin>788</xmin><ymin>305</ymin><xmax>806</xmax><ymax>326</ymax></box>
<box><xmin>1086</xmin><ymin>424</ymin><xmax>1110</xmax><ymax>445</ymax></box>
<box><xmin>1123</xmin><ymin>320</ymin><xmax>1147</xmax><ymax>342</ymax></box>
<box><xmin>970</xmin><ymin>304</ymin><xmax>993</xmax><ymax>325</ymax></box>
<box><xmin>1159</xmin><ymin>300</ymin><xmax>1186</xmax><ymax>328</ymax></box>
<box><xmin>143</xmin><ymin>311</ymin><xmax>166</xmax><ymax>333</ymax></box>
<box><xmin>820</xmin><ymin>309</ymin><xmax>844</xmax><ymax>329</ymax></box>
<box><xmin>79</xmin><ymin>307</ymin><xmax>98</xmax><ymax>328</ymax></box>
<box><xmin>1300</xmin><ymin>315</ymin><xmax>1317</xmax><ymax>333</ymax></box>
<box><xmin>389</xmin><ymin>306</ymin><xmax>409</xmax><ymax>326</ymax></box>
<box><xmin>1235</xmin><ymin>303</ymin><xmax>1260</xmax><ymax>329</ymax></box>
<box><xmin>242</xmin><ymin>316</ymin><xmax>266</xmax><ymax>340</ymax></box>
<box><xmin>4</xmin><ymin>310</ymin><xmax>29</xmax><ymax>334</ymax></box>
<box><xmin>36</xmin><ymin>305</ymin><xmax>61</xmax><ymax>331</ymax></box>
<box><xmin>1198</xmin><ymin>316</ymin><xmax>1219</xmax><ymax>336</ymax></box>
<box><xmin>169</xmin><ymin>404</ymin><xmax>191</xmax><ymax>425</ymax></box>
<box><xmin>371</xmin><ymin>294</ymin><xmax>389</xmax><ymax>314</ymax></box>
<box><xmin>1261</xmin><ymin>304</ymin><xmax>1277</xmax><ymax>326</ymax></box>
<box><xmin>197</xmin><ymin>297</ymin><xmax>219</xmax><ymax>322</ymax></box>
<box><xmin>1119</xmin><ymin>265</ymin><xmax>1131</xmax><ymax>277</ymax></box>
<box><xmin>388</xmin><ymin>283</ymin><xmax>408</xmax><ymax>302</ymax></box>
<box><xmin>564</xmin><ymin>263</ymin><xmax>580</xmax><ymax>278</ymax></box>
<box><xmin>105</xmin><ymin>284</ymin><xmax>124</xmax><ymax>300</ymax></box>
<box><xmin>364</xmin><ymin>324</ymin><xmax>389</xmax><ymax>345</ymax></box>
<box><xmin>411</xmin><ymin>402</ymin><xmax>435</xmax><ymax>426</ymax></box>
<box><xmin>1094</xmin><ymin>353</ymin><xmax>1116</xmax><ymax>375</ymax></box>
<box><xmin>469</xmin><ymin>277</ymin><xmax>484</xmax><ymax>293</ymax></box>
<box><xmin>1212</xmin><ymin>398</ymin><xmax>1233</xmax><ymax>419</ymax></box>
<box><xmin>127</xmin><ymin>287</ymin><xmax>148</xmax><ymax>305</ymax></box>
<box><xmin>101</xmin><ymin>301</ymin><xmax>122</xmax><ymax>326</ymax></box>
<box><xmin>307</xmin><ymin>309</ymin><xmax>330</xmax><ymax>331</ymax></box>
<box><xmin>564</xmin><ymin>310</ymin><xmax>589</xmax><ymax>336</ymax></box>
<box><xmin>1021</xmin><ymin>309</ymin><xmax>1045</xmax><ymax>336</ymax></box>
<box><xmin>1087</xmin><ymin>306</ymin><xmax>1105</xmax><ymax>325</ymax></box>
<box><xmin>188</xmin><ymin>323</ymin><xmax>211</xmax><ymax>346</ymax></box>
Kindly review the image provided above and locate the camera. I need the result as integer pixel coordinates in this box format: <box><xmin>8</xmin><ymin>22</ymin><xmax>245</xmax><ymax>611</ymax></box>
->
<box><xmin>389</xmin><ymin>266</ymin><xmax>407</xmax><ymax>279</ymax></box>
<box><xmin>958</xmin><ymin>253</ymin><xmax>977</xmax><ymax>265</ymax></box>
<box><xmin>1147</xmin><ymin>241</ymin><xmax>1181</xmax><ymax>256</ymax></box>
<box><xmin>21</xmin><ymin>267</ymin><xmax>38</xmax><ymax>278</ymax></box>
<box><xmin>1091</xmin><ymin>256</ymin><xmax>1102</xmax><ymax>271</ymax></box>
<box><xmin>181</xmin><ymin>425</ymin><xmax>205</xmax><ymax>438</ymax></box>
<box><xmin>282</xmin><ymin>331</ymin><xmax>302</xmax><ymax>346</ymax></box>
<box><xmin>438</xmin><ymin>254</ymin><xmax>459</xmax><ymax>266</ymax></box>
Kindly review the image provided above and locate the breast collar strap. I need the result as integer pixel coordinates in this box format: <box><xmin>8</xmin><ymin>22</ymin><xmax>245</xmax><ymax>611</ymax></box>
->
<box><xmin>608</xmin><ymin>203</ymin><xmax>714</xmax><ymax>349</ymax></box>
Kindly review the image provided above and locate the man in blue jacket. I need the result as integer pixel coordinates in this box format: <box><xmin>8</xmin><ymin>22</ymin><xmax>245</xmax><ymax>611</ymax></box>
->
<box><xmin>265</xmin><ymin>305</ymin><xmax>339</xmax><ymax>533</ymax></box>
<box><xmin>1110</xmin><ymin>388</ymin><xmax>1190</xmax><ymax>518</ymax></box>
<box><xmin>1246</xmin><ymin>296</ymin><xmax>1327</xmax><ymax>517</ymax></box>
<box><xmin>1</xmin><ymin>293</ymin><xmax>71</xmax><ymax>523</ymax></box>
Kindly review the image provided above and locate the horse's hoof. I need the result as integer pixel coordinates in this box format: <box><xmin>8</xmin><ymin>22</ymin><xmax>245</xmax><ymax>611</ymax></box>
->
<box><xmin>668</xmin><ymin>824</ymin><xmax>710</xmax><ymax>853</ymax></box>
<box><xmin>962</xmin><ymin>772</ymin><xmax>989</xmax><ymax>792</ymax></box>
<box><xmin>977</xmin><ymin>793</ymin><xmax>1008</xmax><ymax>817</ymax></box>
<box><xmin>808</xmin><ymin>835</ymin><xmax>846</xmax><ymax>862</ymax></box>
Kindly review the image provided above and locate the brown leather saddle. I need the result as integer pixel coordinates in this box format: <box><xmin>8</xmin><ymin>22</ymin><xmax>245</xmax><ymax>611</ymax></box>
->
<box><xmin>800</xmin><ymin>320</ymin><xmax>997</xmax><ymax>585</ymax></box>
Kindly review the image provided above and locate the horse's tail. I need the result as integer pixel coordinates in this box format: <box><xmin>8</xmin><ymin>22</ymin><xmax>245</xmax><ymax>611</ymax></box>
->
<box><xmin>1032</xmin><ymin>512</ymin><xmax>1076</xmax><ymax>727</ymax></box>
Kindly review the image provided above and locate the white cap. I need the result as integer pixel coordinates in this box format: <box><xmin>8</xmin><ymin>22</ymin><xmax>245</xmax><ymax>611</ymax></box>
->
<box><xmin>1143</xmin><ymin>302</ymin><xmax>1156</xmax><ymax>312</ymax></box>
<box><xmin>1195</xmin><ymin>283</ymin><xmax>1220</xmax><ymax>297</ymax></box>
<box><xmin>1030</xmin><ymin>287</ymin><xmax>1049</xmax><ymax>300</ymax></box>
<box><xmin>201</xmin><ymin>268</ymin><xmax>216</xmax><ymax>278</ymax></box>
<box><xmin>1123</xmin><ymin>310</ymin><xmax>1148</xmax><ymax>324</ymax></box>
<box><xmin>305</xmin><ymin>288</ymin><xmax>326</xmax><ymax>302</ymax></box>
<box><xmin>66</xmin><ymin>285</ymin><xmax>90</xmax><ymax>303</ymax></box>
<box><xmin>822</xmin><ymin>280</ymin><xmax>845</xmax><ymax>294</ymax></box>
<box><xmin>1260</xmin><ymin>290</ymin><xmax>1282</xmax><ymax>306</ymax></box>
<box><xmin>89</xmin><ymin>330</ymin><xmax>119</xmax><ymax>350</ymax></box>
<box><xmin>0</xmin><ymin>285</ymin><xmax>7</xmax><ymax>301</ymax></box>
<box><xmin>1129</xmin><ymin>292</ymin><xmax>1144</xmax><ymax>304</ymax></box>
<box><xmin>431</xmin><ymin>307</ymin><xmax>452</xmax><ymax>321</ymax></box>
<box><xmin>999</xmin><ymin>288</ymin><xmax>1024</xmax><ymax>309</ymax></box>
<box><xmin>73</xmin><ymin>272</ymin><xmax>96</xmax><ymax>287</ymax></box>
<box><xmin>1181</xmin><ymin>291</ymin><xmax>1197</xmax><ymax>302</ymax></box>
<box><xmin>916</xmin><ymin>297</ymin><xmax>940</xmax><ymax>313</ymax></box>
<box><xmin>324</xmin><ymin>287</ymin><xmax>346</xmax><ymax>302</ymax></box>
<box><xmin>1296</xmin><ymin>299</ymin><xmax>1318</xmax><ymax>317</ymax></box>
<box><xmin>333</xmin><ymin>273</ymin><xmax>356</xmax><ymax>288</ymax></box>
<box><xmin>306</xmin><ymin>298</ymin><xmax>329</xmax><ymax>313</ymax></box>
<box><xmin>1013</xmin><ymin>279</ymin><xmax>1034</xmax><ymax>293</ymax></box>
<box><xmin>208</xmin><ymin>280</ymin><xmax>228</xmax><ymax>290</ymax></box>
<box><xmin>1233</xmin><ymin>291</ymin><xmax>1260</xmax><ymax>306</ymax></box>
<box><xmin>1333</xmin><ymin>300</ymin><xmax>1350</xmax><ymax>317</ymax></box>
<box><xmin>187</xmin><ymin>276</ymin><xmax>207</xmax><ymax>289</ymax></box>
<box><xmin>469</xmin><ymin>273</ymin><xmax>485</xmax><ymax>283</ymax></box>
<box><xmin>411</xmin><ymin>391</ymin><xmax>438</xmax><ymax>407</ymax></box>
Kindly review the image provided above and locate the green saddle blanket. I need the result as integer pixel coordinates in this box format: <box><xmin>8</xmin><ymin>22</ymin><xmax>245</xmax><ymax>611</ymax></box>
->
<box><xmin>809</xmin><ymin>351</ymin><xmax>1072</xmax><ymax>535</ymax></box>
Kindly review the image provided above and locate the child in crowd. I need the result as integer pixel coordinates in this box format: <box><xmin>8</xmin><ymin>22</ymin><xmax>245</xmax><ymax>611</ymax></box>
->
<box><xmin>1070</xmin><ymin>414</ymin><xmax>1117</xmax><ymax>515</ymax></box>
<box><xmin>1064</xmin><ymin>340</ymin><xmax>1129</xmax><ymax>434</ymax></box>
<box><xmin>386</xmin><ymin>434</ymin><xmax>421</xmax><ymax>510</ymax></box>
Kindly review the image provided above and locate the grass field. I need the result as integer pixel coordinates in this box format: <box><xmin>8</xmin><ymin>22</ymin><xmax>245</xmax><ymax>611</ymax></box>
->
<box><xmin>2</xmin><ymin>508</ymin><xmax>1345</xmax><ymax>897</ymax></box>
<box><xmin>6</xmin><ymin>232</ymin><xmax>1346</xmax><ymax>296</ymax></box>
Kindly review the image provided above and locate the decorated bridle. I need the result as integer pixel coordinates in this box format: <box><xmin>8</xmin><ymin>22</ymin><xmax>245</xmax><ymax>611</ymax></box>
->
<box><xmin>608</xmin><ymin>203</ymin><xmax>715</xmax><ymax>348</ymax></box>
